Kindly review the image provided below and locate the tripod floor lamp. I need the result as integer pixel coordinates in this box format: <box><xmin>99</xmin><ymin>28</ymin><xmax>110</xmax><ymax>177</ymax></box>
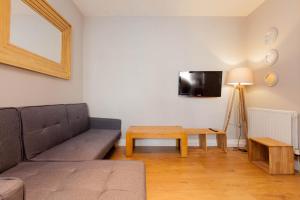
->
<box><xmin>224</xmin><ymin>67</ymin><xmax>254</xmax><ymax>150</ymax></box>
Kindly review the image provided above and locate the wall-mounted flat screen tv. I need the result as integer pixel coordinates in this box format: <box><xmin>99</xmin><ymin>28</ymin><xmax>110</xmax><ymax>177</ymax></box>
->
<box><xmin>178</xmin><ymin>71</ymin><xmax>222</xmax><ymax>97</ymax></box>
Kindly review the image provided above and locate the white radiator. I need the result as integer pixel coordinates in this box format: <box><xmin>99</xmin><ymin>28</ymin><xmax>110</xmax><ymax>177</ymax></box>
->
<box><xmin>248</xmin><ymin>107</ymin><xmax>299</xmax><ymax>150</ymax></box>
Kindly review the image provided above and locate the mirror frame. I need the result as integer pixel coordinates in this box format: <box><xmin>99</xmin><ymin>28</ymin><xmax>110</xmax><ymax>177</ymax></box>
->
<box><xmin>0</xmin><ymin>0</ymin><xmax>72</xmax><ymax>79</ymax></box>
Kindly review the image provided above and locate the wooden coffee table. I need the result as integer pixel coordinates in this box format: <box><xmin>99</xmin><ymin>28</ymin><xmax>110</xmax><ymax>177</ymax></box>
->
<box><xmin>126</xmin><ymin>126</ymin><xmax>188</xmax><ymax>157</ymax></box>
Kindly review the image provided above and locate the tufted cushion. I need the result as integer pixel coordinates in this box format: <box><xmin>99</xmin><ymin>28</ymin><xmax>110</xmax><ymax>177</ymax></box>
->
<box><xmin>66</xmin><ymin>103</ymin><xmax>89</xmax><ymax>137</ymax></box>
<box><xmin>20</xmin><ymin>105</ymin><xmax>72</xmax><ymax>160</ymax></box>
<box><xmin>0</xmin><ymin>108</ymin><xmax>22</xmax><ymax>173</ymax></box>
<box><xmin>0</xmin><ymin>178</ymin><xmax>24</xmax><ymax>200</ymax></box>
<box><xmin>1</xmin><ymin>161</ymin><xmax>146</xmax><ymax>200</ymax></box>
<box><xmin>31</xmin><ymin>129</ymin><xmax>121</xmax><ymax>161</ymax></box>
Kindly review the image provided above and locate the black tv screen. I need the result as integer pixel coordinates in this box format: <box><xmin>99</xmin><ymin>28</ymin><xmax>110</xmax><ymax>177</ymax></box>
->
<box><xmin>178</xmin><ymin>71</ymin><xmax>222</xmax><ymax>97</ymax></box>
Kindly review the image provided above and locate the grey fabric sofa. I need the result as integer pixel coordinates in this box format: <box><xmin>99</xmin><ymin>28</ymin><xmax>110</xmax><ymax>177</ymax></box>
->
<box><xmin>0</xmin><ymin>107</ymin><xmax>146</xmax><ymax>200</ymax></box>
<box><xmin>20</xmin><ymin>103</ymin><xmax>121</xmax><ymax>161</ymax></box>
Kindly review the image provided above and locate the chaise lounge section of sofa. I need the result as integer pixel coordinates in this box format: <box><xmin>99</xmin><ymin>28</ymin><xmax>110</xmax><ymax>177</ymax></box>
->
<box><xmin>0</xmin><ymin>107</ymin><xmax>146</xmax><ymax>200</ymax></box>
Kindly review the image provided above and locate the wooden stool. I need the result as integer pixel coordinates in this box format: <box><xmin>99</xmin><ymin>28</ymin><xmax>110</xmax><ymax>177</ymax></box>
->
<box><xmin>248</xmin><ymin>137</ymin><xmax>294</xmax><ymax>175</ymax></box>
<box><xmin>184</xmin><ymin>128</ymin><xmax>227</xmax><ymax>152</ymax></box>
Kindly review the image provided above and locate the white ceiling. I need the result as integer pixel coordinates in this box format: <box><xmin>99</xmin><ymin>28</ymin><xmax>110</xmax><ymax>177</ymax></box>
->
<box><xmin>72</xmin><ymin>0</ymin><xmax>265</xmax><ymax>17</ymax></box>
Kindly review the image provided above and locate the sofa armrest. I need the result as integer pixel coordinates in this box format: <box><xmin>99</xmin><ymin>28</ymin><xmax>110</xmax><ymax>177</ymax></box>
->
<box><xmin>0</xmin><ymin>178</ymin><xmax>24</xmax><ymax>200</ymax></box>
<box><xmin>89</xmin><ymin>117</ymin><xmax>121</xmax><ymax>130</ymax></box>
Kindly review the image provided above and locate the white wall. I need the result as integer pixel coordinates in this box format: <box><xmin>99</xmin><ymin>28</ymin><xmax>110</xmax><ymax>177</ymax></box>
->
<box><xmin>247</xmin><ymin>0</ymin><xmax>300</xmax><ymax>112</ymax></box>
<box><xmin>3</xmin><ymin>0</ymin><xmax>299</xmax><ymax>146</ymax></box>
<box><xmin>83</xmin><ymin>17</ymin><xmax>247</xmax><ymax>145</ymax></box>
<box><xmin>0</xmin><ymin>0</ymin><xmax>84</xmax><ymax>107</ymax></box>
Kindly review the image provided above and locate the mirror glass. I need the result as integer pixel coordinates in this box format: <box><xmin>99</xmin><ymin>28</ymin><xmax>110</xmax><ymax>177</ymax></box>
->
<box><xmin>10</xmin><ymin>0</ymin><xmax>62</xmax><ymax>63</ymax></box>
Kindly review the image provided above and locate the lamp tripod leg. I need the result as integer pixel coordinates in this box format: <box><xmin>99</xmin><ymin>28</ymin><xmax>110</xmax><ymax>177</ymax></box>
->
<box><xmin>238</xmin><ymin>86</ymin><xmax>248</xmax><ymax>151</ymax></box>
<box><xmin>224</xmin><ymin>86</ymin><xmax>236</xmax><ymax>132</ymax></box>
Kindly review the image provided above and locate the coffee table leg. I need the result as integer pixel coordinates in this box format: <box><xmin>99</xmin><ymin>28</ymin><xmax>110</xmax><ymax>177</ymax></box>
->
<box><xmin>217</xmin><ymin>134</ymin><xmax>227</xmax><ymax>153</ymax></box>
<box><xmin>199</xmin><ymin>134</ymin><xmax>207</xmax><ymax>152</ymax></box>
<box><xmin>217</xmin><ymin>135</ymin><xmax>221</xmax><ymax>148</ymax></box>
<box><xmin>126</xmin><ymin>134</ymin><xmax>133</xmax><ymax>157</ymax></box>
<box><xmin>133</xmin><ymin>139</ymin><xmax>136</xmax><ymax>149</ymax></box>
<box><xmin>223</xmin><ymin>134</ymin><xmax>227</xmax><ymax>153</ymax></box>
<box><xmin>180</xmin><ymin>135</ymin><xmax>188</xmax><ymax>157</ymax></box>
<box><xmin>176</xmin><ymin>139</ymin><xmax>180</xmax><ymax>149</ymax></box>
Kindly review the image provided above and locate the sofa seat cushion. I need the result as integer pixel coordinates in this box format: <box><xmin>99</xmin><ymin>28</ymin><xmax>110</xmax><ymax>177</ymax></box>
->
<box><xmin>1</xmin><ymin>161</ymin><xmax>146</xmax><ymax>200</ymax></box>
<box><xmin>31</xmin><ymin>129</ymin><xmax>121</xmax><ymax>161</ymax></box>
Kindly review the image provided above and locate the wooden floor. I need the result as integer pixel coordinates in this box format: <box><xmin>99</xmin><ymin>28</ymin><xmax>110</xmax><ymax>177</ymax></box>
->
<box><xmin>110</xmin><ymin>146</ymin><xmax>300</xmax><ymax>200</ymax></box>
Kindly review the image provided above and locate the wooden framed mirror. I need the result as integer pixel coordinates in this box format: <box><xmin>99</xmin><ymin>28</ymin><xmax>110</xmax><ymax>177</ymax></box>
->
<box><xmin>0</xmin><ymin>0</ymin><xmax>72</xmax><ymax>79</ymax></box>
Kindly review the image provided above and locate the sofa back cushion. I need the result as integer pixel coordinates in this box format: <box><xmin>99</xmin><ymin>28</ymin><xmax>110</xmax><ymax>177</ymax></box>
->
<box><xmin>0</xmin><ymin>108</ymin><xmax>22</xmax><ymax>173</ymax></box>
<box><xmin>20</xmin><ymin>105</ymin><xmax>72</xmax><ymax>159</ymax></box>
<box><xmin>66</xmin><ymin>103</ymin><xmax>89</xmax><ymax>136</ymax></box>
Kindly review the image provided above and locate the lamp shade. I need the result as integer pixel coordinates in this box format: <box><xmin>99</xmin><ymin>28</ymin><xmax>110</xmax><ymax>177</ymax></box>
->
<box><xmin>227</xmin><ymin>67</ymin><xmax>254</xmax><ymax>86</ymax></box>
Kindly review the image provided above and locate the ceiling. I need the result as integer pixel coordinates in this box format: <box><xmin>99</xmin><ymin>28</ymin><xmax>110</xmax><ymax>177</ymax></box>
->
<box><xmin>72</xmin><ymin>0</ymin><xmax>265</xmax><ymax>17</ymax></box>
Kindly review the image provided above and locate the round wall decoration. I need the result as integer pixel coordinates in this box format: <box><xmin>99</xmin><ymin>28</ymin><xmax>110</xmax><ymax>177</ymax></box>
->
<box><xmin>265</xmin><ymin>49</ymin><xmax>279</xmax><ymax>66</ymax></box>
<box><xmin>264</xmin><ymin>72</ymin><xmax>278</xmax><ymax>87</ymax></box>
<box><xmin>265</xmin><ymin>27</ymin><xmax>279</xmax><ymax>45</ymax></box>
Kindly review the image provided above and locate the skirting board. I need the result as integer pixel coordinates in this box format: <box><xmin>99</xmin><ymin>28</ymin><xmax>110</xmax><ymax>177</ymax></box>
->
<box><xmin>118</xmin><ymin>138</ymin><xmax>246</xmax><ymax>147</ymax></box>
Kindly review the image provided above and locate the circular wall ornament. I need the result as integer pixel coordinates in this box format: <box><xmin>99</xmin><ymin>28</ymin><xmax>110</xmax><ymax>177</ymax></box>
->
<box><xmin>265</xmin><ymin>27</ymin><xmax>279</xmax><ymax>45</ymax></box>
<box><xmin>265</xmin><ymin>49</ymin><xmax>279</xmax><ymax>66</ymax></box>
<box><xmin>264</xmin><ymin>72</ymin><xmax>278</xmax><ymax>87</ymax></box>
